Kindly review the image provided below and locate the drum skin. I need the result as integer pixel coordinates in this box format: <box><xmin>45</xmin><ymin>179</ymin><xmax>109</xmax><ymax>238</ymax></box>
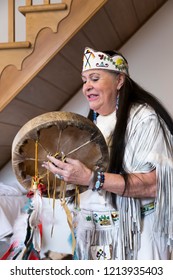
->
<box><xmin>12</xmin><ymin>111</ymin><xmax>109</xmax><ymax>198</ymax></box>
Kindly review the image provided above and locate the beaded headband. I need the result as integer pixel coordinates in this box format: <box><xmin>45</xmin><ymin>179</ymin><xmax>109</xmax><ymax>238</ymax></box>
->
<box><xmin>82</xmin><ymin>47</ymin><xmax>129</xmax><ymax>75</ymax></box>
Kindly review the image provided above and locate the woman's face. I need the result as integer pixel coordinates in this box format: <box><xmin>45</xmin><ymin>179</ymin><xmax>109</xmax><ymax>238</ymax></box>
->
<box><xmin>82</xmin><ymin>69</ymin><xmax>122</xmax><ymax>115</ymax></box>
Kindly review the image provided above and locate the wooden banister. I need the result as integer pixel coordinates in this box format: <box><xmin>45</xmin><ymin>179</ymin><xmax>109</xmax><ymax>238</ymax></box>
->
<box><xmin>44</xmin><ymin>0</ymin><xmax>51</xmax><ymax>4</ymax></box>
<box><xmin>0</xmin><ymin>0</ymin><xmax>108</xmax><ymax>112</ymax></box>
<box><xmin>19</xmin><ymin>3</ymin><xmax>67</xmax><ymax>15</ymax></box>
<box><xmin>8</xmin><ymin>0</ymin><xmax>15</xmax><ymax>42</ymax></box>
<box><xmin>26</xmin><ymin>0</ymin><xmax>32</xmax><ymax>5</ymax></box>
<box><xmin>0</xmin><ymin>41</ymin><xmax>31</xmax><ymax>50</ymax></box>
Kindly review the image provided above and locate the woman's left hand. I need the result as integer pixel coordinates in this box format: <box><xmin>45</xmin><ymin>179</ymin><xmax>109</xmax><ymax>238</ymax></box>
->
<box><xmin>42</xmin><ymin>155</ymin><xmax>92</xmax><ymax>186</ymax></box>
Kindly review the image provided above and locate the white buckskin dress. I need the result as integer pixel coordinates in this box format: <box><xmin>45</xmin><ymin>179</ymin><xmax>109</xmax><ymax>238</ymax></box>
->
<box><xmin>72</xmin><ymin>104</ymin><xmax>173</xmax><ymax>260</ymax></box>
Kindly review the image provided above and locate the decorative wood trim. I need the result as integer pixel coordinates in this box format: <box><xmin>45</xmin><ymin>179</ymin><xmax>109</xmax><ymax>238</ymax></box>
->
<box><xmin>0</xmin><ymin>0</ymin><xmax>73</xmax><ymax>72</ymax></box>
<box><xmin>19</xmin><ymin>3</ymin><xmax>67</xmax><ymax>15</ymax></box>
<box><xmin>0</xmin><ymin>0</ymin><xmax>108</xmax><ymax>111</ymax></box>
<box><xmin>24</xmin><ymin>0</ymin><xmax>72</xmax><ymax>44</ymax></box>
<box><xmin>0</xmin><ymin>41</ymin><xmax>31</xmax><ymax>50</ymax></box>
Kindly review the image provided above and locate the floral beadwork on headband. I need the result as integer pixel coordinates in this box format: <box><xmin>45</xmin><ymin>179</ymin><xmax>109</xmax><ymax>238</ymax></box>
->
<box><xmin>83</xmin><ymin>47</ymin><xmax>129</xmax><ymax>75</ymax></box>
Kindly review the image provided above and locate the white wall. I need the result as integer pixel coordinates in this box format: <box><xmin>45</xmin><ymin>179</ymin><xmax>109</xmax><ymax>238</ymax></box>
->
<box><xmin>62</xmin><ymin>89</ymin><xmax>89</xmax><ymax>116</ymax></box>
<box><xmin>120</xmin><ymin>0</ymin><xmax>173</xmax><ymax>117</ymax></box>
<box><xmin>0</xmin><ymin>0</ymin><xmax>173</xmax><ymax>254</ymax></box>
<box><xmin>0</xmin><ymin>0</ymin><xmax>8</xmax><ymax>42</ymax></box>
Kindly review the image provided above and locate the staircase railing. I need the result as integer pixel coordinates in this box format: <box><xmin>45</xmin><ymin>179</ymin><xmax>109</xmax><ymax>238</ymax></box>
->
<box><xmin>0</xmin><ymin>0</ymin><xmax>30</xmax><ymax>49</ymax></box>
<box><xmin>0</xmin><ymin>0</ymin><xmax>107</xmax><ymax>111</ymax></box>
<box><xmin>0</xmin><ymin>0</ymin><xmax>71</xmax><ymax>72</ymax></box>
<box><xmin>0</xmin><ymin>0</ymin><xmax>64</xmax><ymax>49</ymax></box>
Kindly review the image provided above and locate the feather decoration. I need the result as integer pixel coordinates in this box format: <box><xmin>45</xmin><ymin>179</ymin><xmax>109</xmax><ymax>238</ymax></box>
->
<box><xmin>0</xmin><ymin>181</ymin><xmax>45</xmax><ymax>260</ymax></box>
<box><xmin>29</xmin><ymin>184</ymin><xmax>42</xmax><ymax>252</ymax></box>
<box><xmin>21</xmin><ymin>181</ymin><xmax>45</xmax><ymax>259</ymax></box>
<box><xmin>1</xmin><ymin>141</ymin><xmax>46</xmax><ymax>260</ymax></box>
<box><xmin>0</xmin><ymin>206</ymin><xmax>29</xmax><ymax>260</ymax></box>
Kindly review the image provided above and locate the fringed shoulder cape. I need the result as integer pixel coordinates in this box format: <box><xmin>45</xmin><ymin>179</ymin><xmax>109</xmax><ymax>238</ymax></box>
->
<box><xmin>118</xmin><ymin>104</ymin><xmax>173</xmax><ymax>259</ymax></box>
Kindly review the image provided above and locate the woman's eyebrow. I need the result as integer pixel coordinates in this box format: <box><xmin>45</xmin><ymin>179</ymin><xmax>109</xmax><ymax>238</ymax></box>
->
<box><xmin>81</xmin><ymin>72</ymin><xmax>101</xmax><ymax>81</ymax></box>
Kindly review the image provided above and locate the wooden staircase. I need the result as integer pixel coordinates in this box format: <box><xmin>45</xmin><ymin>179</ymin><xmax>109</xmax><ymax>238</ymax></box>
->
<box><xmin>0</xmin><ymin>0</ymin><xmax>72</xmax><ymax>70</ymax></box>
<box><xmin>0</xmin><ymin>0</ymin><xmax>107</xmax><ymax>111</ymax></box>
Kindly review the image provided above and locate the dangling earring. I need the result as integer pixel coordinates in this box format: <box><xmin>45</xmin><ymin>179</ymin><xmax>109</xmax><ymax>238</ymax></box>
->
<box><xmin>93</xmin><ymin>110</ymin><xmax>98</xmax><ymax>124</ymax></box>
<box><xmin>116</xmin><ymin>92</ymin><xmax>119</xmax><ymax>112</ymax></box>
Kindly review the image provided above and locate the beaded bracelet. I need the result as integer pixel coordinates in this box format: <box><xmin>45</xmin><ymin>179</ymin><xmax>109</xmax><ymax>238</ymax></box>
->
<box><xmin>92</xmin><ymin>171</ymin><xmax>105</xmax><ymax>191</ymax></box>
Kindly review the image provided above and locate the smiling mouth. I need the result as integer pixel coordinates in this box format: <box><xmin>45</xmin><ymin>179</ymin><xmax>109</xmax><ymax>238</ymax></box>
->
<box><xmin>87</xmin><ymin>94</ymin><xmax>98</xmax><ymax>100</ymax></box>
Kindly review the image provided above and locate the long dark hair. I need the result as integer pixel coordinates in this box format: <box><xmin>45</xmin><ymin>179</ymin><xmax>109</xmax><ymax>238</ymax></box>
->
<box><xmin>88</xmin><ymin>50</ymin><xmax>173</xmax><ymax>197</ymax></box>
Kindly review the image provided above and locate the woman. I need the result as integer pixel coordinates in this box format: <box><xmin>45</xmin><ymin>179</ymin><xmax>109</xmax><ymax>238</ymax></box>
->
<box><xmin>43</xmin><ymin>47</ymin><xmax>173</xmax><ymax>260</ymax></box>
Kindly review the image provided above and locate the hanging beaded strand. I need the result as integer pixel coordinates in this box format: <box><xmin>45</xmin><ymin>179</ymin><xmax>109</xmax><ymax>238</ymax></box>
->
<box><xmin>116</xmin><ymin>92</ymin><xmax>119</xmax><ymax>112</ymax></box>
<box><xmin>93</xmin><ymin>110</ymin><xmax>98</xmax><ymax>124</ymax></box>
